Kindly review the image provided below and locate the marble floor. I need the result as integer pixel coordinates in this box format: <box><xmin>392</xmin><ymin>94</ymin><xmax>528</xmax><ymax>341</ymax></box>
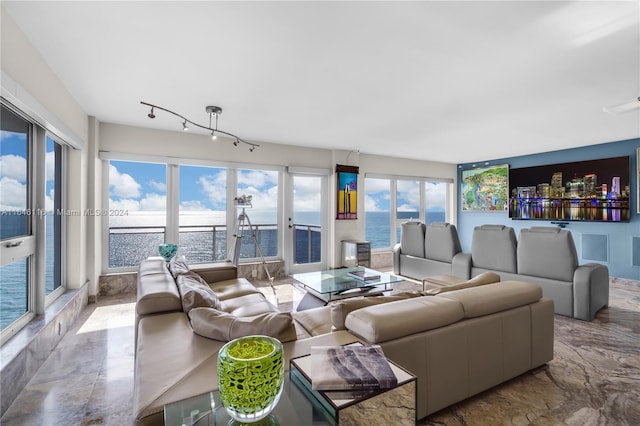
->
<box><xmin>1</xmin><ymin>277</ymin><xmax>639</xmax><ymax>425</ymax></box>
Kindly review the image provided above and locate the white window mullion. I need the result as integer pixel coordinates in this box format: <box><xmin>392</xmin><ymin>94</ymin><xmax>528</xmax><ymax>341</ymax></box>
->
<box><xmin>32</xmin><ymin>126</ymin><xmax>46</xmax><ymax>315</ymax></box>
<box><xmin>226</xmin><ymin>168</ymin><xmax>238</xmax><ymax>261</ymax></box>
<box><xmin>166</xmin><ymin>164</ymin><xmax>180</xmax><ymax>244</ymax></box>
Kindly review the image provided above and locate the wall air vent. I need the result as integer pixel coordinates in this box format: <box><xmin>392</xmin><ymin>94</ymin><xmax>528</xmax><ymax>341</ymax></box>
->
<box><xmin>581</xmin><ymin>234</ymin><xmax>608</xmax><ymax>262</ymax></box>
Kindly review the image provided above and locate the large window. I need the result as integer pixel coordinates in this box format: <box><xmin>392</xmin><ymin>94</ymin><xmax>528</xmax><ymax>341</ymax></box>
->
<box><xmin>234</xmin><ymin>169</ymin><xmax>279</xmax><ymax>260</ymax></box>
<box><xmin>179</xmin><ymin>165</ymin><xmax>227</xmax><ymax>263</ymax></box>
<box><xmin>365</xmin><ymin>175</ymin><xmax>453</xmax><ymax>250</ymax></box>
<box><xmin>1</xmin><ymin>103</ymin><xmax>67</xmax><ymax>341</ymax></box>
<box><xmin>103</xmin><ymin>159</ymin><xmax>282</xmax><ymax>271</ymax></box>
<box><xmin>108</xmin><ymin>161</ymin><xmax>166</xmax><ymax>268</ymax></box>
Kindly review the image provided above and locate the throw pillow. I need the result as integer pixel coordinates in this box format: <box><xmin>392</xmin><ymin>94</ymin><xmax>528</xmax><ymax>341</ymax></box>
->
<box><xmin>189</xmin><ymin>307</ymin><xmax>297</xmax><ymax>343</ymax></box>
<box><xmin>168</xmin><ymin>254</ymin><xmax>190</xmax><ymax>278</ymax></box>
<box><xmin>176</xmin><ymin>271</ymin><xmax>221</xmax><ymax>312</ymax></box>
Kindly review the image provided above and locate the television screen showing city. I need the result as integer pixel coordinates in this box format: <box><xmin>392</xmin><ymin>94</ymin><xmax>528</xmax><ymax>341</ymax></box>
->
<box><xmin>509</xmin><ymin>156</ymin><xmax>630</xmax><ymax>222</ymax></box>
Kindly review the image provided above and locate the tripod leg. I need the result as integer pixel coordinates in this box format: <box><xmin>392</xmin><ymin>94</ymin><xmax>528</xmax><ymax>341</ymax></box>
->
<box><xmin>243</xmin><ymin>213</ymin><xmax>278</xmax><ymax>303</ymax></box>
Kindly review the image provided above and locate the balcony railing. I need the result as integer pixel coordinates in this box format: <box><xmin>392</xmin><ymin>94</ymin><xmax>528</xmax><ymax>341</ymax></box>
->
<box><xmin>108</xmin><ymin>223</ymin><xmax>321</xmax><ymax>268</ymax></box>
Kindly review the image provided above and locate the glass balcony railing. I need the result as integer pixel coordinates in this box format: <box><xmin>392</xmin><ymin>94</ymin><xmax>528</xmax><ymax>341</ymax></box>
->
<box><xmin>108</xmin><ymin>223</ymin><xmax>321</xmax><ymax>268</ymax></box>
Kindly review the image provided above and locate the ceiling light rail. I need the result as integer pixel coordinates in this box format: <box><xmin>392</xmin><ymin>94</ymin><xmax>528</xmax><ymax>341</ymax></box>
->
<box><xmin>140</xmin><ymin>101</ymin><xmax>259</xmax><ymax>151</ymax></box>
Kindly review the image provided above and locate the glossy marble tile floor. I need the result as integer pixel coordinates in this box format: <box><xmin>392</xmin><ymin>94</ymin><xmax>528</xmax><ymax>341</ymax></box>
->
<box><xmin>1</xmin><ymin>277</ymin><xmax>639</xmax><ymax>426</ymax></box>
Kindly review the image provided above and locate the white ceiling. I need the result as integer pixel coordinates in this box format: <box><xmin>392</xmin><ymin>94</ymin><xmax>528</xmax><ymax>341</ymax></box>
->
<box><xmin>3</xmin><ymin>1</ymin><xmax>639</xmax><ymax>164</ymax></box>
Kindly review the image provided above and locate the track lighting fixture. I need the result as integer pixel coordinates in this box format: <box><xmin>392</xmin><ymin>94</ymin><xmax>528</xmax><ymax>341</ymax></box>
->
<box><xmin>140</xmin><ymin>101</ymin><xmax>259</xmax><ymax>151</ymax></box>
<box><xmin>603</xmin><ymin>97</ymin><xmax>640</xmax><ymax>114</ymax></box>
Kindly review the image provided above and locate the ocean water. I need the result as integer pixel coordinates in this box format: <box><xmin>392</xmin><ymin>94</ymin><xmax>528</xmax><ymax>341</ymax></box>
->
<box><xmin>1</xmin><ymin>210</ymin><xmax>444</xmax><ymax>329</ymax></box>
<box><xmin>0</xmin><ymin>216</ymin><xmax>56</xmax><ymax>330</ymax></box>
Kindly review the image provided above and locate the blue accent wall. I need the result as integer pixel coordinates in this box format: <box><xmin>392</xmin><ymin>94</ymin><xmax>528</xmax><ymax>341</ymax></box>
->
<box><xmin>457</xmin><ymin>138</ymin><xmax>640</xmax><ymax>280</ymax></box>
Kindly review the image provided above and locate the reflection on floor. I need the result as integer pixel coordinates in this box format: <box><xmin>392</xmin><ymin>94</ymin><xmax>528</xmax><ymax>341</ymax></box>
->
<box><xmin>1</xmin><ymin>277</ymin><xmax>639</xmax><ymax>425</ymax></box>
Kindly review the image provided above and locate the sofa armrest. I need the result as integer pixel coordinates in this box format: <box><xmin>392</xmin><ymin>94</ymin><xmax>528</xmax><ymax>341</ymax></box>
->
<box><xmin>192</xmin><ymin>263</ymin><xmax>238</xmax><ymax>283</ymax></box>
<box><xmin>573</xmin><ymin>263</ymin><xmax>609</xmax><ymax>321</ymax></box>
<box><xmin>392</xmin><ymin>243</ymin><xmax>402</xmax><ymax>274</ymax></box>
<box><xmin>451</xmin><ymin>252</ymin><xmax>472</xmax><ymax>279</ymax></box>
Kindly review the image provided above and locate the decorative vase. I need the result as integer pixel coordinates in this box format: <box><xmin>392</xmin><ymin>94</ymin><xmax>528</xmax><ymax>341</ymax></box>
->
<box><xmin>158</xmin><ymin>243</ymin><xmax>178</xmax><ymax>262</ymax></box>
<box><xmin>217</xmin><ymin>335</ymin><xmax>284</xmax><ymax>423</ymax></box>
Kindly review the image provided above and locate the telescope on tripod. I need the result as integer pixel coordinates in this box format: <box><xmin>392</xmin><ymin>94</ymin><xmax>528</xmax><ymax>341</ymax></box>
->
<box><xmin>229</xmin><ymin>195</ymin><xmax>277</xmax><ymax>301</ymax></box>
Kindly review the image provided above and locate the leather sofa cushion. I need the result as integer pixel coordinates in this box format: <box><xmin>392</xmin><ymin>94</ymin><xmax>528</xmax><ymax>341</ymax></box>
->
<box><xmin>210</xmin><ymin>278</ymin><xmax>263</xmax><ymax>300</ymax></box>
<box><xmin>424</xmin><ymin>222</ymin><xmax>462</xmax><ymax>263</ymax></box>
<box><xmin>401</xmin><ymin>221</ymin><xmax>426</xmax><ymax>258</ymax></box>
<box><xmin>517</xmin><ymin>227</ymin><xmax>578</xmax><ymax>282</ymax></box>
<box><xmin>345</xmin><ymin>297</ymin><xmax>465</xmax><ymax>343</ymax></box>
<box><xmin>291</xmin><ymin>306</ymin><xmax>332</xmax><ymax>337</ymax></box>
<box><xmin>176</xmin><ymin>272</ymin><xmax>221</xmax><ymax>313</ymax></box>
<box><xmin>189</xmin><ymin>307</ymin><xmax>297</xmax><ymax>343</ymax></box>
<box><xmin>439</xmin><ymin>281</ymin><xmax>542</xmax><ymax>318</ymax></box>
<box><xmin>330</xmin><ymin>292</ymin><xmax>421</xmax><ymax>331</ymax></box>
<box><xmin>471</xmin><ymin>225</ymin><xmax>518</xmax><ymax>273</ymax></box>
<box><xmin>219</xmin><ymin>293</ymin><xmax>279</xmax><ymax>316</ymax></box>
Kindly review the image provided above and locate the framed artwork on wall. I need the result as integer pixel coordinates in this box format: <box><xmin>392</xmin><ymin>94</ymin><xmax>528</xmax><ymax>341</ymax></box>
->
<box><xmin>336</xmin><ymin>164</ymin><xmax>358</xmax><ymax>219</ymax></box>
<box><xmin>461</xmin><ymin>164</ymin><xmax>509</xmax><ymax>212</ymax></box>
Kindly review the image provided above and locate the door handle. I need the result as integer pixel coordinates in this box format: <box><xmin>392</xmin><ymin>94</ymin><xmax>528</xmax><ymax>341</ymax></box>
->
<box><xmin>6</xmin><ymin>240</ymin><xmax>23</xmax><ymax>248</ymax></box>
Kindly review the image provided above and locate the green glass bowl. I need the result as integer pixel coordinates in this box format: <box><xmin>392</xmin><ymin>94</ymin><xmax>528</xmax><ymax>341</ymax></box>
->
<box><xmin>217</xmin><ymin>335</ymin><xmax>284</xmax><ymax>423</ymax></box>
<box><xmin>158</xmin><ymin>243</ymin><xmax>178</xmax><ymax>261</ymax></box>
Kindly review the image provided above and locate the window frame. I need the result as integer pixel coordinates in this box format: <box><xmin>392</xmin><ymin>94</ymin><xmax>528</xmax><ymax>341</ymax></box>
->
<box><xmin>364</xmin><ymin>173</ymin><xmax>454</xmax><ymax>251</ymax></box>
<box><xmin>0</xmin><ymin>101</ymin><xmax>68</xmax><ymax>343</ymax></box>
<box><xmin>99</xmin><ymin>152</ymin><xmax>285</xmax><ymax>273</ymax></box>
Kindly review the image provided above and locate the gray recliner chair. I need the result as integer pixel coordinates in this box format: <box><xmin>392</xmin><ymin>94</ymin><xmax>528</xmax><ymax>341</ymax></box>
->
<box><xmin>517</xmin><ymin>227</ymin><xmax>609</xmax><ymax>321</ymax></box>
<box><xmin>466</xmin><ymin>224</ymin><xmax>609</xmax><ymax>321</ymax></box>
<box><xmin>393</xmin><ymin>222</ymin><xmax>465</xmax><ymax>280</ymax></box>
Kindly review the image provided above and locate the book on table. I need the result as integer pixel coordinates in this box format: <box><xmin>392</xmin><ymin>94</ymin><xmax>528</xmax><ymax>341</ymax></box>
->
<box><xmin>347</xmin><ymin>269</ymin><xmax>380</xmax><ymax>281</ymax></box>
<box><xmin>309</xmin><ymin>345</ymin><xmax>398</xmax><ymax>391</ymax></box>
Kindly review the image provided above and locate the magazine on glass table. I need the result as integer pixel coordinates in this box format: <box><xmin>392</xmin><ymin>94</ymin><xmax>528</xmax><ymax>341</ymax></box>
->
<box><xmin>347</xmin><ymin>269</ymin><xmax>381</xmax><ymax>281</ymax></box>
<box><xmin>309</xmin><ymin>345</ymin><xmax>398</xmax><ymax>391</ymax></box>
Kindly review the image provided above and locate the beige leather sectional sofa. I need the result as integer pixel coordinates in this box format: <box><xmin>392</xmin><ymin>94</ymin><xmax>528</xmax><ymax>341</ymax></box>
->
<box><xmin>134</xmin><ymin>258</ymin><xmax>554</xmax><ymax>424</ymax></box>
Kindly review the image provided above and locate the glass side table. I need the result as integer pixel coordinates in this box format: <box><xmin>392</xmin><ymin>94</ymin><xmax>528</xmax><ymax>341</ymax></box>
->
<box><xmin>164</xmin><ymin>375</ymin><xmax>336</xmax><ymax>426</ymax></box>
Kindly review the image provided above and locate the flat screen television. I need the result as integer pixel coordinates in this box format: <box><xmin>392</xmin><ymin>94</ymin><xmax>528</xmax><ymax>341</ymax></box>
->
<box><xmin>508</xmin><ymin>156</ymin><xmax>630</xmax><ymax>222</ymax></box>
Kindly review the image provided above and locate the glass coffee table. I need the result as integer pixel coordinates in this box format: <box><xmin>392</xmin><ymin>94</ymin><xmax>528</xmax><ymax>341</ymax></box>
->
<box><xmin>164</xmin><ymin>375</ymin><xmax>336</xmax><ymax>426</ymax></box>
<box><xmin>291</xmin><ymin>267</ymin><xmax>403</xmax><ymax>310</ymax></box>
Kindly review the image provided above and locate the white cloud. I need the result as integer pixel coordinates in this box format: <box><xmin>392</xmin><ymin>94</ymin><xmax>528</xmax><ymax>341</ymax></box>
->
<box><xmin>139</xmin><ymin>193</ymin><xmax>166</xmax><ymax>211</ymax></box>
<box><xmin>148</xmin><ymin>180</ymin><xmax>166</xmax><ymax>192</ymax></box>
<box><xmin>425</xmin><ymin>182</ymin><xmax>447</xmax><ymax>208</ymax></box>
<box><xmin>365</xmin><ymin>194</ymin><xmax>384</xmax><ymax>212</ymax></box>
<box><xmin>0</xmin><ymin>177</ymin><xmax>27</xmax><ymax>210</ymax></box>
<box><xmin>238</xmin><ymin>170</ymin><xmax>278</xmax><ymax>189</ymax></box>
<box><xmin>109</xmin><ymin>164</ymin><xmax>141</xmax><ymax>198</ymax></box>
<box><xmin>0</xmin><ymin>154</ymin><xmax>27</xmax><ymax>181</ymax></box>
<box><xmin>45</xmin><ymin>151</ymin><xmax>55</xmax><ymax>181</ymax></box>
<box><xmin>198</xmin><ymin>173</ymin><xmax>227</xmax><ymax>207</ymax></box>
<box><xmin>292</xmin><ymin>176</ymin><xmax>322</xmax><ymax>211</ymax></box>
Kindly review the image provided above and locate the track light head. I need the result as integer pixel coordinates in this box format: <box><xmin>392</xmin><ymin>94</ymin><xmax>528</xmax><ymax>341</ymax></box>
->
<box><xmin>211</xmin><ymin>131</ymin><xmax>217</xmax><ymax>140</ymax></box>
<box><xmin>233</xmin><ymin>139</ymin><xmax>239</xmax><ymax>147</ymax></box>
<box><xmin>147</xmin><ymin>107</ymin><xmax>156</xmax><ymax>119</ymax></box>
<box><xmin>182</xmin><ymin>120</ymin><xmax>189</xmax><ymax>131</ymax></box>
<box><xmin>249</xmin><ymin>146</ymin><xmax>255</xmax><ymax>152</ymax></box>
